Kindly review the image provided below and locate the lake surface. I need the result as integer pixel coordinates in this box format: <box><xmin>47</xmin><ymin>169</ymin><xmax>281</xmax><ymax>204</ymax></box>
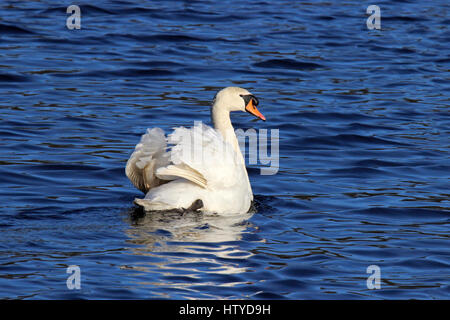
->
<box><xmin>0</xmin><ymin>0</ymin><xmax>448</xmax><ymax>299</ymax></box>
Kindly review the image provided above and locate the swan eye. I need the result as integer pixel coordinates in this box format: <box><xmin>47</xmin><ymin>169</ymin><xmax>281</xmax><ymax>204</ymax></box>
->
<box><xmin>240</xmin><ymin>94</ymin><xmax>258</xmax><ymax>107</ymax></box>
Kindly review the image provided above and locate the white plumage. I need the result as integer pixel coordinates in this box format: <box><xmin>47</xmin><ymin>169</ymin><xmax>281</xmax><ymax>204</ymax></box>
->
<box><xmin>125</xmin><ymin>87</ymin><xmax>265</xmax><ymax>215</ymax></box>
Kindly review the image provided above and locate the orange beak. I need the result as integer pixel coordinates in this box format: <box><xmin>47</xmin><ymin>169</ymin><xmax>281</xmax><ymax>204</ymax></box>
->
<box><xmin>245</xmin><ymin>99</ymin><xmax>266</xmax><ymax>121</ymax></box>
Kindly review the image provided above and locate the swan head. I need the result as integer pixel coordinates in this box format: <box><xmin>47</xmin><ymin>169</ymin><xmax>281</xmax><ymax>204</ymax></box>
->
<box><xmin>213</xmin><ymin>87</ymin><xmax>265</xmax><ymax>121</ymax></box>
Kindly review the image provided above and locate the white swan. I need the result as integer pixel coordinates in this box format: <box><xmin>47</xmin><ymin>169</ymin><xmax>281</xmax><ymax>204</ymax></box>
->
<box><xmin>125</xmin><ymin>87</ymin><xmax>265</xmax><ymax>215</ymax></box>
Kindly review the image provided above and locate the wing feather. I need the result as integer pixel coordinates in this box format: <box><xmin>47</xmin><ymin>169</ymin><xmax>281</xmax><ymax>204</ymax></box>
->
<box><xmin>125</xmin><ymin>128</ymin><xmax>169</xmax><ymax>193</ymax></box>
<box><xmin>156</xmin><ymin>164</ymin><xmax>207</xmax><ymax>189</ymax></box>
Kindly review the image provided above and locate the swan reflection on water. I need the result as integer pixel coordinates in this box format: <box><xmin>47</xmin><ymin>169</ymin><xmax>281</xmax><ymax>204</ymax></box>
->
<box><xmin>122</xmin><ymin>206</ymin><xmax>259</xmax><ymax>288</ymax></box>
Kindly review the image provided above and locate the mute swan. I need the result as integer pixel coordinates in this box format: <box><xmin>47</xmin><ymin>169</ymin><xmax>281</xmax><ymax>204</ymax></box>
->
<box><xmin>126</xmin><ymin>87</ymin><xmax>265</xmax><ymax>215</ymax></box>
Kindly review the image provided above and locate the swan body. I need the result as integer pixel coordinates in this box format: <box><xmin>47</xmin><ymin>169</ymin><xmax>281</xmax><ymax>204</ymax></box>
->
<box><xmin>126</xmin><ymin>87</ymin><xmax>265</xmax><ymax>215</ymax></box>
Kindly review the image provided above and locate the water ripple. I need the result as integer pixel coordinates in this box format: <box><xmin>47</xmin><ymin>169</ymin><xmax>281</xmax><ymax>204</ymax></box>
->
<box><xmin>0</xmin><ymin>0</ymin><xmax>448</xmax><ymax>300</ymax></box>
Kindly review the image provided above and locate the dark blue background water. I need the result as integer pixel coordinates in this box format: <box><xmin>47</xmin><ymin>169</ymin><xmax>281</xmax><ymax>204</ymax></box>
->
<box><xmin>0</xmin><ymin>0</ymin><xmax>448</xmax><ymax>299</ymax></box>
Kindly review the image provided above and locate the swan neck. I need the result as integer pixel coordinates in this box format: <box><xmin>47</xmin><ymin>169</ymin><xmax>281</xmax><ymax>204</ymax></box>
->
<box><xmin>211</xmin><ymin>98</ymin><xmax>253</xmax><ymax>200</ymax></box>
<box><xmin>211</xmin><ymin>102</ymin><xmax>236</xmax><ymax>147</ymax></box>
<box><xmin>211</xmin><ymin>102</ymin><xmax>245</xmax><ymax>166</ymax></box>
<box><xmin>211</xmin><ymin>100</ymin><xmax>244</xmax><ymax>166</ymax></box>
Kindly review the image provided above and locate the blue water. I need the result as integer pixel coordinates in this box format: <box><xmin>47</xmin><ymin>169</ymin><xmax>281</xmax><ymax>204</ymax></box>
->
<box><xmin>0</xmin><ymin>0</ymin><xmax>449</xmax><ymax>299</ymax></box>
